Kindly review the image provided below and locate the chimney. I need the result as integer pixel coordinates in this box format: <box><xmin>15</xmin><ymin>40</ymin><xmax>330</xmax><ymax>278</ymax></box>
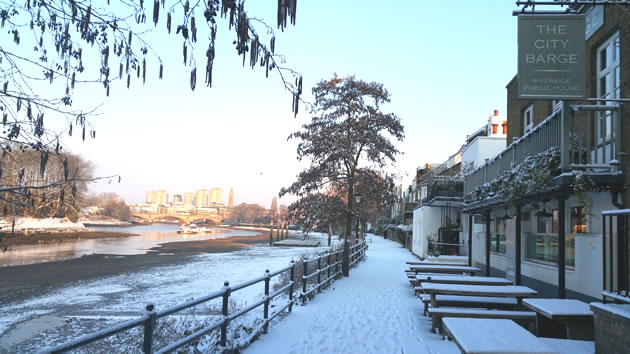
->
<box><xmin>494</xmin><ymin>110</ymin><xmax>499</xmax><ymax>116</ymax></box>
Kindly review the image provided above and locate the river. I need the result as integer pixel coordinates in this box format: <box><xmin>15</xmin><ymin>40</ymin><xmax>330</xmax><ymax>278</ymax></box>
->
<box><xmin>0</xmin><ymin>224</ymin><xmax>261</xmax><ymax>267</ymax></box>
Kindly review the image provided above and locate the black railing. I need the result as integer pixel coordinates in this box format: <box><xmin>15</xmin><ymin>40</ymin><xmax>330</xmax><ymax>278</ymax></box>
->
<box><xmin>428</xmin><ymin>241</ymin><xmax>469</xmax><ymax>257</ymax></box>
<box><xmin>40</xmin><ymin>241</ymin><xmax>368</xmax><ymax>353</ymax></box>
<box><xmin>465</xmin><ymin>104</ymin><xmax>622</xmax><ymax>196</ymax></box>
<box><xmin>422</xmin><ymin>179</ymin><xmax>464</xmax><ymax>204</ymax></box>
<box><xmin>602</xmin><ymin>209</ymin><xmax>630</xmax><ymax>304</ymax></box>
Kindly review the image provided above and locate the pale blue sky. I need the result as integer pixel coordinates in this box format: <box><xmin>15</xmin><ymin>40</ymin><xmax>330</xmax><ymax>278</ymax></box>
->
<box><xmin>61</xmin><ymin>1</ymin><xmax>521</xmax><ymax>207</ymax></box>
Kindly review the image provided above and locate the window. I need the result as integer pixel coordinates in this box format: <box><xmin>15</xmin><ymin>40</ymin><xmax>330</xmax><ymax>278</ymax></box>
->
<box><xmin>596</xmin><ymin>33</ymin><xmax>620</xmax><ymax>143</ymax></box>
<box><xmin>491</xmin><ymin>218</ymin><xmax>506</xmax><ymax>254</ymax></box>
<box><xmin>571</xmin><ymin>206</ymin><xmax>587</xmax><ymax>234</ymax></box>
<box><xmin>526</xmin><ymin>233</ymin><xmax>575</xmax><ymax>267</ymax></box>
<box><xmin>524</xmin><ymin>105</ymin><xmax>534</xmax><ymax>134</ymax></box>
<box><xmin>526</xmin><ymin>208</ymin><xmax>575</xmax><ymax>267</ymax></box>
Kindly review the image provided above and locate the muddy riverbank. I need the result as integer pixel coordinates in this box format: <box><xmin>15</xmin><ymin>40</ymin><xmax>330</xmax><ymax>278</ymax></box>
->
<box><xmin>0</xmin><ymin>230</ymin><xmax>271</xmax><ymax>304</ymax></box>
<box><xmin>0</xmin><ymin>231</ymin><xmax>136</xmax><ymax>247</ymax></box>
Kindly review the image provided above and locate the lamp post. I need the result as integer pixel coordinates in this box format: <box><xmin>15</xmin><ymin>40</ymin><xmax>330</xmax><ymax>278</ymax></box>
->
<box><xmin>355</xmin><ymin>193</ymin><xmax>362</xmax><ymax>242</ymax></box>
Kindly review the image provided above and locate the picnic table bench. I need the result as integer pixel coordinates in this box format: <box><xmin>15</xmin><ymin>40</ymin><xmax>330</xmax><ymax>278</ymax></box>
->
<box><xmin>428</xmin><ymin>307</ymin><xmax>536</xmax><ymax>334</ymax></box>
<box><xmin>442</xmin><ymin>318</ymin><xmax>557</xmax><ymax>353</ymax></box>
<box><xmin>408</xmin><ymin>272</ymin><xmax>460</xmax><ymax>288</ymax></box>
<box><xmin>538</xmin><ymin>338</ymin><xmax>594</xmax><ymax>354</ymax></box>
<box><xmin>523</xmin><ymin>298</ymin><xmax>594</xmax><ymax>341</ymax></box>
<box><xmin>409</xmin><ymin>264</ymin><xmax>480</xmax><ymax>275</ymax></box>
<box><xmin>421</xmin><ymin>283</ymin><xmax>538</xmax><ymax>310</ymax></box>
<box><xmin>414</xmin><ymin>275</ymin><xmax>512</xmax><ymax>294</ymax></box>
<box><xmin>419</xmin><ymin>294</ymin><xmax>519</xmax><ymax>316</ymax></box>
<box><xmin>406</xmin><ymin>261</ymin><xmax>467</xmax><ymax>266</ymax></box>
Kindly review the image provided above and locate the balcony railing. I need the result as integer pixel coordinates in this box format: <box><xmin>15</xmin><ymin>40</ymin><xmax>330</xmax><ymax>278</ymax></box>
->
<box><xmin>464</xmin><ymin>103</ymin><xmax>622</xmax><ymax>197</ymax></box>
<box><xmin>421</xmin><ymin>179</ymin><xmax>464</xmax><ymax>204</ymax></box>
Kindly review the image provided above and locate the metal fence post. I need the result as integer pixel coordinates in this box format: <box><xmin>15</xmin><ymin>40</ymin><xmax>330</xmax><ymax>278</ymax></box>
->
<box><xmin>263</xmin><ymin>269</ymin><xmax>270</xmax><ymax>333</ymax></box>
<box><xmin>317</xmin><ymin>256</ymin><xmax>321</xmax><ymax>292</ymax></box>
<box><xmin>289</xmin><ymin>260</ymin><xmax>295</xmax><ymax>312</ymax></box>
<box><xmin>302</xmin><ymin>258</ymin><xmax>308</xmax><ymax>295</ymax></box>
<box><xmin>142</xmin><ymin>303</ymin><xmax>156</xmax><ymax>354</ymax></box>
<box><xmin>327</xmin><ymin>253</ymin><xmax>331</xmax><ymax>282</ymax></box>
<box><xmin>220</xmin><ymin>281</ymin><xmax>230</xmax><ymax>347</ymax></box>
<box><xmin>277</xmin><ymin>223</ymin><xmax>280</xmax><ymax>241</ymax></box>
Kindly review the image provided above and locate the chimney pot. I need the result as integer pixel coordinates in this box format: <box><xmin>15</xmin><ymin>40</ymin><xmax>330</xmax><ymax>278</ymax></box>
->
<box><xmin>494</xmin><ymin>110</ymin><xmax>499</xmax><ymax>116</ymax></box>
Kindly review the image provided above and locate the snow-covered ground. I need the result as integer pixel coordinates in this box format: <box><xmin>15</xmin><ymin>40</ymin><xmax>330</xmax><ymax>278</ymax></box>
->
<box><xmin>0</xmin><ymin>217</ymin><xmax>86</xmax><ymax>233</ymax></box>
<box><xmin>1</xmin><ymin>234</ymin><xmax>457</xmax><ymax>353</ymax></box>
<box><xmin>0</xmin><ymin>240</ymin><xmax>331</xmax><ymax>352</ymax></box>
<box><xmin>246</xmin><ymin>235</ymin><xmax>458</xmax><ymax>354</ymax></box>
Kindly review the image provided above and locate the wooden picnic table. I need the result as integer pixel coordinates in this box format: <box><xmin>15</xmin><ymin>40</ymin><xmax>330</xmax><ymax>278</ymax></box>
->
<box><xmin>409</xmin><ymin>264</ymin><xmax>480</xmax><ymax>275</ymax></box>
<box><xmin>442</xmin><ymin>318</ymin><xmax>557</xmax><ymax>354</ymax></box>
<box><xmin>421</xmin><ymin>283</ymin><xmax>537</xmax><ymax>309</ymax></box>
<box><xmin>523</xmin><ymin>298</ymin><xmax>594</xmax><ymax>341</ymax></box>
<box><xmin>406</xmin><ymin>261</ymin><xmax>467</xmax><ymax>267</ymax></box>
<box><xmin>416</xmin><ymin>275</ymin><xmax>513</xmax><ymax>286</ymax></box>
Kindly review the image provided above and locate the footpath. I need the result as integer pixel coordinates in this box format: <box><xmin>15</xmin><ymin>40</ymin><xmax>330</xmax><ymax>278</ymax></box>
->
<box><xmin>246</xmin><ymin>235</ymin><xmax>459</xmax><ymax>354</ymax></box>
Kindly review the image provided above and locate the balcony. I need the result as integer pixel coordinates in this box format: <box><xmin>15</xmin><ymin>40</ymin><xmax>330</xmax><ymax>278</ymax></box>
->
<box><xmin>464</xmin><ymin>103</ymin><xmax>624</xmax><ymax>202</ymax></box>
<box><xmin>421</xmin><ymin>178</ymin><xmax>464</xmax><ymax>205</ymax></box>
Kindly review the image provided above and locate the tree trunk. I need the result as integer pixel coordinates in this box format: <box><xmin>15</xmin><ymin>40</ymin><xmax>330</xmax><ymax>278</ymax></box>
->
<box><xmin>343</xmin><ymin>181</ymin><xmax>354</xmax><ymax>277</ymax></box>
<box><xmin>327</xmin><ymin>226</ymin><xmax>332</xmax><ymax>247</ymax></box>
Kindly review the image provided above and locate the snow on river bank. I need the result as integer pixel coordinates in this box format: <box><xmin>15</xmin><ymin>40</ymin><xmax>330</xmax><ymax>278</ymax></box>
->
<box><xmin>0</xmin><ymin>237</ymin><xmax>334</xmax><ymax>352</ymax></box>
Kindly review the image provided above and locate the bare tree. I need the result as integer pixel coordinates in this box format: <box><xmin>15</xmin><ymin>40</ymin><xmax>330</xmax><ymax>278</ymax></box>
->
<box><xmin>0</xmin><ymin>1</ymin><xmax>301</xmax><ymax>213</ymax></box>
<box><xmin>0</xmin><ymin>148</ymin><xmax>94</xmax><ymax>220</ymax></box>
<box><xmin>229</xmin><ymin>202</ymin><xmax>268</xmax><ymax>224</ymax></box>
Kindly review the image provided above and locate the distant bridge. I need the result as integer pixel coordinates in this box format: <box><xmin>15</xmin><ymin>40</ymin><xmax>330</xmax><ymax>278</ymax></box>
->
<box><xmin>131</xmin><ymin>213</ymin><xmax>222</xmax><ymax>225</ymax></box>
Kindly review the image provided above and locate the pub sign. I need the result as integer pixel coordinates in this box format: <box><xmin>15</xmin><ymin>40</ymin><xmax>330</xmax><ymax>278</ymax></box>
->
<box><xmin>518</xmin><ymin>15</ymin><xmax>586</xmax><ymax>99</ymax></box>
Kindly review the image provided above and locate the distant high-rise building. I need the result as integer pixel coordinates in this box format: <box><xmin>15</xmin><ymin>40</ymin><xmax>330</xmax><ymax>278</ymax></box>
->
<box><xmin>270</xmin><ymin>196</ymin><xmax>278</xmax><ymax>216</ymax></box>
<box><xmin>155</xmin><ymin>190</ymin><xmax>168</xmax><ymax>204</ymax></box>
<box><xmin>146</xmin><ymin>191</ymin><xmax>156</xmax><ymax>203</ymax></box>
<box><xmin>172</xmin><ymin>194</ymin><xmax>183</xmax><ymax>203</ymax></box>
<box><xmin>194</xmin><ymin>189</ymin><xmax>208</xmax><ymax>207</ymax></box>
<box><xmin>183</xmin><ymin>192</ymin><xmax>194</xmax><ymax>205</ymax></box>
<box><xmin>146</xmin><ymin>190</ymin><xmax>167</xmax><ymax>204</ymax></box>
<box><xmin>209</xmin><ymin>188</ymin><xmax>223</xmax><ymax>204</ymax></box>
<box><xmin>228</xmin><ymin>188</ymin><xmax>234</xmax><ymax>207</ymax></box>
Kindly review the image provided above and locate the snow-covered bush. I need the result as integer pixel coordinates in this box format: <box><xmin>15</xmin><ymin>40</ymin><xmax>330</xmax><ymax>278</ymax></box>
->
<box><xmin>465</xmin><ymin>147</ymin><xmax>560</xmax><ymax>206</ymax></box>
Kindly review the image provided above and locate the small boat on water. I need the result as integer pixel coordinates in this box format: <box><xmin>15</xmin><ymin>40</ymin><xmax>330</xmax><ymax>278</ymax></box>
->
<box><xmin>177</xmin><ymin>224</ymin><xmax>210</xmax><ymax>234</ymax></box>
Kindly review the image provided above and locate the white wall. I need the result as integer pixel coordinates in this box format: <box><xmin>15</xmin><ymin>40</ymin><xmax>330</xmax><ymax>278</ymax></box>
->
<box><xmin>411</xmin><ymin>206</ymin><xmax>446</xmax><ymax>258</ymax></box>
<box><xmin>461</xmin><ymin>136</ymin><xmax>506</xmax><ymax>171</ymax></box>
<box><xmin>412</xmin><ymin>207</ymin><xmax>423</xmax><ymax>256</ymax></box>
<box><xmin>470</xmin><ymin>192</ymin><xmax>614</xmax><ymax>299</ymax></box>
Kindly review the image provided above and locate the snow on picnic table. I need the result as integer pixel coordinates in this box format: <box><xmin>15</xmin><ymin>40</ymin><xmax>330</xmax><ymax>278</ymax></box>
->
<box><xmin>246</xmin><ymin>235</ymin><xmax>458</xmax><ymax>354</ymax></box>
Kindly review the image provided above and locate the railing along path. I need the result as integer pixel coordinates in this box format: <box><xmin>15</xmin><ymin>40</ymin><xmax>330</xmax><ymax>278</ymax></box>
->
<box><xmin>40</xmin><ymin>240</ymin><xmax>368</xmax><ymax>353</ymax></box>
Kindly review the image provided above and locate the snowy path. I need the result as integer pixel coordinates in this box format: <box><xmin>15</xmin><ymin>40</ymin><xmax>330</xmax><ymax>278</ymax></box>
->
<box><xmin>246</xmin><ymin>235</ymin><xmax>458</xmax><ymax>354</ymax></box>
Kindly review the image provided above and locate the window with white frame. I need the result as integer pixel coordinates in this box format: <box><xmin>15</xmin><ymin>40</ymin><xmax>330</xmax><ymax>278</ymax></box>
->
<box><xmin>523</xmin><ymin>104</ymin><xmax>534</xmax><ymax>134</ymax></box>
<box><xmin>596</xmin><ymin>32</ymin><xmax>620</xmax><ymax>143</ymax></box>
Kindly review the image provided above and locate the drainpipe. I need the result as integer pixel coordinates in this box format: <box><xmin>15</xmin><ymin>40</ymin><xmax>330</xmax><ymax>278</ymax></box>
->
<box><xmin>558</xmin><ymin>196</ymin><xmax>566</xmax><ymax>299</ymax></box>
<box><xmin>612</xmin><ymin>190</ymin><xmax>624</xmax><ymax>209</ymax></box>
<box><xmin>485</xmin><ymin>210</ymin><xmax>491</xmax><ymax>277</ymax></box>
<box><xmin>515</xmin><ymin>205</ymin><xmax>522</xmax><ymax>286</ymax></box>
<box><xmin>468</xmin><ymin>214</ymin><xmax>473</xmax><ymax>267</ymax></box>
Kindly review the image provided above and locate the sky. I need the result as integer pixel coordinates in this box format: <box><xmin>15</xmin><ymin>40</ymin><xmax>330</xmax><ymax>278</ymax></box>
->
<box><xmin>56</xmin><ymin>1</ymin><xmax>523</xmax><ymax>207</ymax></box>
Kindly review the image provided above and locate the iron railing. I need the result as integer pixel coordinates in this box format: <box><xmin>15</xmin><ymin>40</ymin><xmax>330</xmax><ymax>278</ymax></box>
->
<box><xmin>464</xmin><ymin>103</ymin><xmax>621</xmax><ymax>196</ymax></box>
<box><xmin>428</xmin><ymin>241</ymin><xmax>469</xmax><ymax>257</ymax></box>
<box><xmin>422</xmin><ymin>179</ymin><xmax>464</xmax><ymax>204</ymax></box>
<box><xmin>602</xmin><ymin>209</ymin><xmax>630</xmax><ymax>304</ymax></box>
<box><xmin>40</xmin><ymin>241</ymin><xmax>368</xmax><ymax>353</ymax></box>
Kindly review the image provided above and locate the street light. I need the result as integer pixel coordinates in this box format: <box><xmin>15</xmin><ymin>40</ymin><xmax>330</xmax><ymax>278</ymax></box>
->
<box><xmin>354</xmin><ymin>193</ymin><xmax>362</xmax><ymax>241</ymax></box>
